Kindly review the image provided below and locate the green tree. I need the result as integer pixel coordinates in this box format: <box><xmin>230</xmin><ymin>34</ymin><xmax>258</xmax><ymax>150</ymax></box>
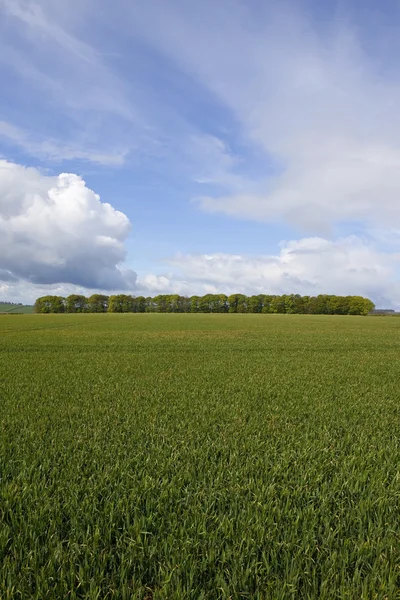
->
<box><xmin>190</xmin><ymin>296</ymin><xmax>199</xmax><ymax>313</ymax></box>
<box><xmin>108</xmin><ymin>295</ymin><xmax>135</xmax><ymax>313</ymax></box>
<box><xmin>35</xmin><ymin>292</ymin><xmax>375</xmax><ymax>316</ymax></box>
<box><xmin>306</xmin><ymin>296</ymin><xmax>318</xmax><ymax>314</ymax></box>
<box><xmin>34</xmin><ymin>296</ymin><xmax>65</xmax><ymax>313</ymax></box>
<box><xmin>248</xmin><ymin>295</ymin><xmax>263</xmax><ymax>313</ymax></box>
<box><xmin>261</xmin><ymin>295</ymin><xmax>274</xmax><ymax>313</ymax></box>
<box><xmin>178</xmin><ymin>296</ymin><xmax>191</xmax><ymax>313</ymax></box>
<box><xmin>284</xmin><ymin>294</ymin><xmax>296</xmax><ymax>314</ymax></box>
<box><xmin>87</xmin><ymin>294</ymin><xmax>109</xmax><ymax>313</ymax></box>
<box><xmin>315</xmin><ymin>295</ymin><xmax>329</xmax><ymax>314</ymax></box>
<box><xmin>203</xmin><ymin>294</ymin><xmax>228</xmax><ymax>313</ymax></box>
<box><xmin>291</xmin><ymin>294</ymin><xmax>305</xmax><ymax>314</ymax></box>
<box><xmin>227</xmin><ymin>294</ymin><xmax>247</xmax><ymax>313</ymax></box>
<box><xmin>145</xmin><ymin>297</ymin><xmax>154</xmax><ymax>312</ymax></box>
<box><xmin>348</xmin><ymin>296</ymin><xmax>375</xmax><ymax>315</ymax></box>
<box><xmin>216</xmin><ymin>294</ymin><xmax>228</xmax><ymax>312</ymax></box>
<box><xmin>65</xmin><ymin>295</ymin><xmax>88</xmax><ymax>313</ymax></box>
<box><xmin>197</xmin><ymin>295</ymin><xmax>212</xmax><ymax>313</ymax></box>
<box><xmin>152</xmin><ymin>295</ymin><xmax>167</xmax><ymax>313</ymax></box>
<box><xmin>269</xmin><ymin>295</ymin><xmax>285</xmax><ymax>313</ymax></box>
<box><xmin>135</xmin><ymin>296</ymin><xmax>147</xmax><ymax>313</ymax></box>
<box><xmin>327</xmin><ymin>295</ymin><xmax>348</xmax><ymax>315</ymax></box>
<box><xmin>363</xmin><ymin>298</ymin><xmax>375</xmax><ymax>315</ymax></box>
<box><xmin>167</xmin><ymin>294</ymin><xmax>181</xmax><ymax>313</ymax></box>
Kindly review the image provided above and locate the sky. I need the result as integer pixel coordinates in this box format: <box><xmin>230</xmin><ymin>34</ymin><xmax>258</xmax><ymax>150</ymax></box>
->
<box><xmin>1</xmin><ymin>0</ymin><xmax>400</xmax><ymax>307</ymax></box>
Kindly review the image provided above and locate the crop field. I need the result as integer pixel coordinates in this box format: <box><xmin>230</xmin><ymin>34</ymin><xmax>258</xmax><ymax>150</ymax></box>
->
<box><xmin>0</xmin><ymin>303</ymin><xmax>34</xmax><ymax>314</ymax></box>
<box><xmin>1</xmin><ymin>314</ymin><xmax>400</xmax><ymax>599</ymax></box>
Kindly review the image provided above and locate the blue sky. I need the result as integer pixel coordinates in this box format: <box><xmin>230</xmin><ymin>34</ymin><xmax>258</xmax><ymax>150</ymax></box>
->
<box><xmin>1</xmin><ymin>0</ymin><xmax>400</xmax><ymax>306</ymax></box>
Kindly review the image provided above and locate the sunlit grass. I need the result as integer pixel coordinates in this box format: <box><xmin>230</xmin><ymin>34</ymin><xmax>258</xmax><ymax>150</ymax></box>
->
<box><xmin>1</xmin><ymin>314</ymin><xmax>400</xmax><ymax>599</ymax></box>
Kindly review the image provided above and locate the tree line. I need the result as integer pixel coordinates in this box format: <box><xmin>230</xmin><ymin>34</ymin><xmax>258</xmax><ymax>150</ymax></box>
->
<box><xmin>0</xmin><ymin>301</ymin><xmax>25</xmax><ymax>306</ymax></box>
<box><xmin>34</xmin><ymin>293</ymin><xmax>375</xmax><ymax>315</ymax></box>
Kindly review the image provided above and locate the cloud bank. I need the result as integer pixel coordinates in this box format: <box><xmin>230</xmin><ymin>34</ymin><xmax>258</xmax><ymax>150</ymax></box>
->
<box><xmin>0</xmin><ymin>160</ymin><xmax>137</xmax><ymax>289</ymax></box>
<box><xmin>121</xmin><ymin>237</ymin><xmax>399</xmax><ymax>309</ymax></box>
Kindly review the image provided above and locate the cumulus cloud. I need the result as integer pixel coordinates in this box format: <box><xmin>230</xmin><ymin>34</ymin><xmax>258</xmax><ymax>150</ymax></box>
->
<box><xmin>2</xmin><ymin>229</ymin><xmax>400</xmax><ymax>308</ymax></box>
<box><xmin>0</xmin><ymin>160</ymin><xmax>137</xmax><ymax>289</ymax></box>
<box><xmin>164</xmin><ymin>236</ymin><xmax>400</xmax><ymax>307</ymax></box>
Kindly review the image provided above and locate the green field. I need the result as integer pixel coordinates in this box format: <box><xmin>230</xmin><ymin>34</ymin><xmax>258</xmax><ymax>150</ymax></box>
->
<box><xmin>1</xmin><ymin>314</ymin><xmax>400</xmax><ymax>599</ymax></box>
<box><xmin>0</xmin><ymin>303</ymin><xmax>34</xmax><ymax>314</ymax></box>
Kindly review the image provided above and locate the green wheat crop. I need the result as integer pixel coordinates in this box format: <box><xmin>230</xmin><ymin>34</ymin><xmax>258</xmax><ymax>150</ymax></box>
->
<box><xmin>1</xmin><ymin>314</ymin><xmax>400</xmax><ymax>599</ymax></box>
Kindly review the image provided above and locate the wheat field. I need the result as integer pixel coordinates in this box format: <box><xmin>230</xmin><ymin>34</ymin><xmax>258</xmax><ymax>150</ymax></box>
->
<box><xmin>1</xmin><ymin>314</ymin><xmax>400</xmax><ymax>599</ymax></box>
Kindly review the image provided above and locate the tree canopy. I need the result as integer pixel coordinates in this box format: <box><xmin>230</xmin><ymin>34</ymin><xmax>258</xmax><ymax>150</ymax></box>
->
<box><xmin>34</xmin><ymin>293</ymin><xmax>375</xmax><ymax>316</ymax></box>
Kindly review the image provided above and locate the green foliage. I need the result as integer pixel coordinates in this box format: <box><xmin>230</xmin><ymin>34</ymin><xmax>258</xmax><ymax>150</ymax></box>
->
<box><xmin>87</xmin><ymin>294</ymin><xmax>109</xmax><ymax>313</ymax></box>
<box><xmin>108</xmin><ymin>294</ymin><xmax>135</xmax><ymax>313</ymax></box>
<box><xmin>227</xmin><ymin>293</ymin><xmax>247</xmax><ymax>313</ymax></box>
<box><xmin>348</xmin><ymin>296</ymin><xmax>375</xmax><ymax>316</ymax></box>
<box><xmin>33</xmin><ymin>293</ymin><xmax>375</xmax><ymax>315</ymax></box>
<box><xmin>65</xmin><ymin>294</ymin><xmax>88</xmax><ymax>313</ymax></box>
<box><xmin>134</xmin><ymin>296</ymin><xmax>147</xmax><ymax>313</ymax></box>
<box><xmin>1</xmin><ymin>314</ymin><xmax>400</xmax><ymax>598</ymax></box>
<box><xmin>34</xmin><ymin>295</ymin><xmax>65</xmax><ymax>313</ymax></box>
<box><xmin>247</xmin><ymin>295</ymin><xmax>263</xmax><ymax>313</ymax></box>
<box><xmin>190</xmin><ymin>295</ymin><xmax>200</xmax><ymax>313</ymax></box>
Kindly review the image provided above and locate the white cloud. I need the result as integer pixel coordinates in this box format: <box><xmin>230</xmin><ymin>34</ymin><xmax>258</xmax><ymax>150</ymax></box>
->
<box><xmin>0</xmin><ymin>0</ymin><xmax>135</xmax><ymax>120</ymax></box>
<box><xmin>188</xmin><ymin>135</ymin><xmax>242</xmax><ymax>188</ymax></box>
<box><xmin>0</xmin><ymin>160</ymin><xmax>137</xmax><ymax>289</ymax></box>
<box><xmin>2</xmin><ymin>230</ymin><xmax>399</xmax><ymax>308</ymax></box>
<box><xmin>196</xmin><ymin>142</ymin><xmax>400</xmax><ymax>231</ymax></box>
<box><xmin>139</xmin><ymin>274</ymin><xmax>173</xmax><ymax>293</ymax></box>
<box><xmin>0</xmin><ymin>121</ymin><xmax>129</xmax><ymax>166</ymax></box>
<box><xmin>3</xmin><ymin>1</ymin><xmax>400</xmax><ymax>308</ymax></box>
<box><xmin>0</xmin><ymin>280</ymin><xmax>96</xmax><ymax>304</ymax></box>
<box><xmin>126</xmin><ymin>0</ymin><xmax>400</xmax><ymax>231</ymax></box>
<box><xmin>0</xmin><ymin>0</ymin><xmax>149</xmax><ymax>167</ymax></box>
<box><xmin>162</xmin><ymin>236</ymin><xmax>400</xmax><ymax>307</ymax></box>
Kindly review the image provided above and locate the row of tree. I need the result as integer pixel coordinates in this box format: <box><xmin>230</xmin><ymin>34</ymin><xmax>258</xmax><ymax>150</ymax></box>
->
<box><xmin>34</xmin><ymin>293</ymin><xmax>375</xmax><ymax>315</ymax></box>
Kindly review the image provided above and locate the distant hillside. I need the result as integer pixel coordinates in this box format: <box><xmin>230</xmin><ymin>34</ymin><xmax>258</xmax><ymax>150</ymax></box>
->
<box><xmin>0</xmin><ymin>303</ymin><xmax>34</xmax><ymax>314</ymax></box>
